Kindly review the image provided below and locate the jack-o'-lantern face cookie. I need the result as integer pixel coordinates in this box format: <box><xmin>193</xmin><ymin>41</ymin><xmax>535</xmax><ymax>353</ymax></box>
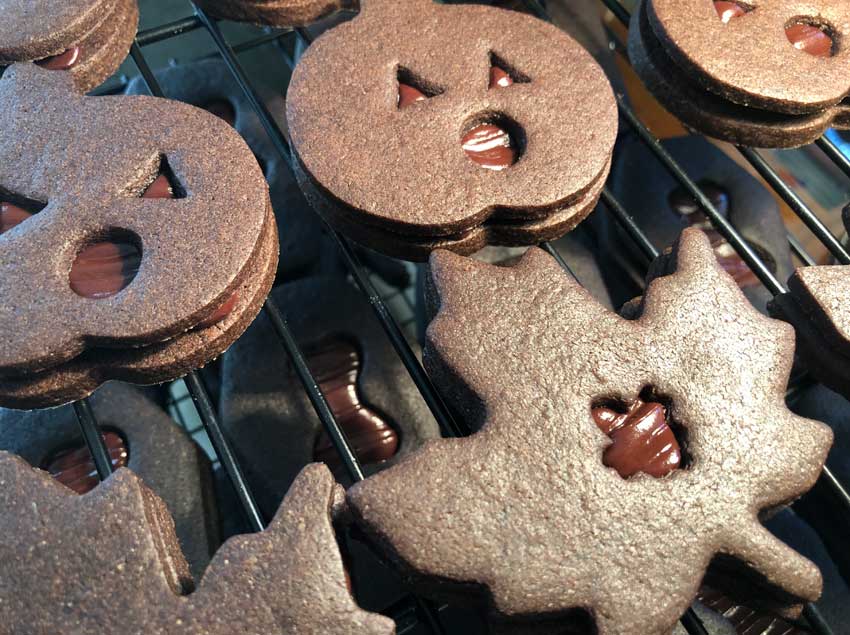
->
<box><xmin>349</xmin><ymin>229</ymin><xmax>832</xmax><ymax>634</ymax></box>
<box><xmin>629</xmin><ymin>0</ymin><xmax>850</xmax><ymax>147</ymax></box>
<box><xmin>125</xmin><ymin>58</ymin><xmax>332</xmax><ymax>283</ymax></box>
<box><xmin>193</xmin><ymin>0</ymin><xmax>354</xmax><ymax>27</ymax></box>
<box><xmin>287</xmin><ymin>0</ymin><xmax>617</xmax><ymax>261</ymax></box>
<box><xmin>0</xmin><ymin>0</ymin><xmax>138</xmax><ymax>93</ymax></box>
<box><xmin>0</xmin><ymin>64</ymin><xmax>278</xmax><ymax>409</ymax></box>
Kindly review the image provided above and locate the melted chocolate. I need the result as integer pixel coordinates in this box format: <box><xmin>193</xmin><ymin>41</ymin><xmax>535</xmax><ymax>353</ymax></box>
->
<box><xmin>195</xmin><ymin>292</ymin><xmax>240</xmax><ymax>329</ymax></box>
<box><xmin>311</xmin><ymin>339</ymin><xmax>399</xmax><ymax>472</ymax></box>
<box><xmin>786</xmin><ymin>23</ymin><xmax>834</xmax><ymax>58</ymax></box>
<box><xmin>0</xmin><ymin>202</ymin><xmax>32</xmax><ymax>235</ymax></box>
<box><xmin>713</xmin><ymin>1</ymin><xmax>747</xmax><ymax>23</ymax></box>
<box><xmin>461</xmin><ymin>123</ymin><xmax>517</xmax><ymax>171</ymax></box>
<box><xmin>142</xmin><ymin>174</ymin><xmax>173</xmax><ymax>199</ymax></box>
<box><xmin>44</xmin><ymin>431</ymin><xmax>129</xmax><ymax>495</ymax></box>
<box><xmin>592</xmin><ymin>398</ymin><xmax>681</xmax><ymax>478</ymax></box>
<box><xmin>489</xmin><ymin>66</ymin><xmax>514</xmax><ymax>89</ymax></box>
<box><xmin>69</xmin><ymin>241</ymin><xmax>142</xmax><ymax>299</ymax></box>
<box><xmin>398</xmin><ymin>82</ymin><xmax>427</xmax><ymax>108</ymax></box>
<box><xmin>35</xmin><ymin>46</ymin><xmax>83</xmax><ymax>71</ymax></box>
<box><xmin>668</xmin><ymin>184</ymin><xmax>759</xmax><ymax>289</ymax></box>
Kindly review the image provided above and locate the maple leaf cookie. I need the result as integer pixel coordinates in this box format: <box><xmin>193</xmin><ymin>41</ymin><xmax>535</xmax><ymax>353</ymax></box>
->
<box><xmin>348</xmin><ymin>228</ymin><xmax>832</xmax><ymax>635</ymax></box>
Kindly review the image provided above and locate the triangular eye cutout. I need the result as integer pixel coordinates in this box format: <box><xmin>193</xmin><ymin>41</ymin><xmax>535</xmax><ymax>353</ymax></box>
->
<box><xmin>141</xmin><ymin>156</ymin><xmax>185</xmax><ymax>199</ymax></box>
<box><xmin>0</xmin><ymin>190</ymin><xmax>46</xmax><ymax>236</ymax></box>
<box><xmin>397</xmin><ymin>66</ymin><xmax>444</xmax><ymax>109</ymax></box>
<box><xmin>489</xmin><ymin>52</ymin><xmax>531</xmax><ymax>89</ymax></box>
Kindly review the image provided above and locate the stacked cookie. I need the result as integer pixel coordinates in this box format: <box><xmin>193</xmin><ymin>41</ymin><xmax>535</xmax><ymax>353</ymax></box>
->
<box><xmin>0</xmin><ymin>0</ymin><xmax>138</xmax><ymax>92</ymax></box>
<box><xmin>0</xmin><ymin>1</ymin><xmax>846</xmax><ymax>634</ymax></box>
<box><xmin>0</xmin><ymin>64</ymin><xmax>277</xmax><ymax>409</ymax></box>
<box><xmin>629</xmin><ymin>0</ymin><xmax>850</xmax><ymax>147</ymax></box>
<box><xmin>286</xmin><ymin>0</ymin><xmax>618</xmax><ymax>260</ymax></box>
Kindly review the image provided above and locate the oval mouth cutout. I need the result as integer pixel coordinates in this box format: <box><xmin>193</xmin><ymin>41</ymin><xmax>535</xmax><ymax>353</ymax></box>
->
<box><xmin>70</xmin><ymin>234</ymin><xmax>142</xmax><ymax>299</ymax></box>
<box><xmin>461</xmin><ymin>114</ymin><xmax>525</xmax><ymax>171</ymax></box>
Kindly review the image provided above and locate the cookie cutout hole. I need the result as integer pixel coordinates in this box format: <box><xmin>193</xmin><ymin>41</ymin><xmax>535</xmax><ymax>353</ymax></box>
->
<box><xmin>591</xmin><ymin>387</ymin><xmax>691</xmax><ymax>479</ymax></box>
<box><xmin>0</xmin><ymin>193</ymin><xmax>46</xmax><ymax>236</ymax></box>
<box><xmin>713</xmin><ymin>1</ymin><xmax>752</xmax><ymax>23</ymax></box>
<box><xmin>202</xmin><ymin>99</ymin><xmax>237</xmax><ymax>127</ymax></box>
<box><xmin>397</xmin><ymin>66</ymin><xmax>444</xmax><ymax>109</ymax></box>
<box><xmin>42</xmin><ymin>430</ymin><xmax>129</xmax><ymax>495</ymax></box>
<box><xmin>488</xmin><ymin>52</ymin><xmax>531</xmax><ymax>89</ymax></box>
<box><xmin>35</xmin><ymin>45</ymin><xmax>83</xmax><ymax>70</ymax></box>
<box><xmin>141</xmin><ymin>156</ymin><xmax>185</xmax><ymax>199</ymax></box>
<box><xmin>785</xmin><ymin>18</ymin><xmax>836</xmax><ymax>57</ymax></box>
<box><xmin>461</xmin><ymin>113</ymin><xmax>524</xmax><ymax>171</ymax></box>
<box><xmin>70</xmin><ymin>229</ymin><xmax>142</xmax><ymax>299</ymax></box>
<box><xmin>309</xmin><ymin>337</ymin><xmax>400</xmax><ymax>475</ymax></box>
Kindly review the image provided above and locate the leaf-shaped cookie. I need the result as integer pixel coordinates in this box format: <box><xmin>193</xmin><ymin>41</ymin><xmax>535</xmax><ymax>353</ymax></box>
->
<box><xmin>0</xmin><ymin>453</ymin><xmax>394</xmax><ymax>634</ymax></box>
<box><xmin>348</xmin><ymin>228</ymin><xmax>833</xmax><ymax>635</ymax></box>
<box><xmin>770</xmin><ymin>207</ymin><xmax>850</xmax><ymax>404</ymax></box>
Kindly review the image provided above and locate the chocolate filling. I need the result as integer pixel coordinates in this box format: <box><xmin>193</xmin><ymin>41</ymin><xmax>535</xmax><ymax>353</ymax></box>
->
<box><xmin>311</xmin><ymin>338</ymin><xmax>400</xmax><ymax>472</ymax></box>
<box><xmin>43</xmin><ymin>430</ymin><xmax>129</xmax><ymax>494</ymax></box>
<box><xmin>591</xmin><ymin>387</ymin><xmax>690</xmax><ymax>478</ymax></box>
<box><xmin>35</xmin><ymin>45</ymin><xmax>83</xmax><ymax>71</ymax></box>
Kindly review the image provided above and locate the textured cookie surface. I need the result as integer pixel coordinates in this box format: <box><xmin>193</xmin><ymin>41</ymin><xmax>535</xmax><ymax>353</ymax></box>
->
<box><xmin>607</xmin><ymin>134</ymin><xmax>792</xmax><ymax>312</ymax></box>
<box><xmin>349</xmin><ymin>229</ymin><xmax>832</xmax><ymax>634</ymax></box>
<box><xmin>647</xmin><ymin>0</ymin><xmax>850</xmax><ymax>114</ymax></box>
<box><xmin>193</xmin><ymin>0</ymin><xmax>352</xmax><ymax>26</ymax></box>
<box><xmin>287</xmin><ymin>0</ymin><xmax>616</xmax><ymax>254</ymax></box>
<box><xmin>628</xmin><ymin>0</ymin><xmax>850</xmax><ymax>147</ymax></box>
<box><xmin>0</xmin><ymin>0</ymin><xmax>138</xmax><ymax>93</ymax></box>
<box><xmin>221</xmin><ymin>276</ymin><xmax>439</xmax><ymax>517</ymax></box>
<box><xmin>770</xmin><ymin>207</ymin><xmax>850</xmax><ymax>399</ymax></box>
<box><xmin>0</xmin><ymin>64</ymin><xmax>275</xmax><ymax>401</ymax></box>
<box><xmin>0</xmin><ymin>455</ymin><xmax>394</xmax><ymax>634</ymax></box>
<box><xmin>125</xmin><ymin>58</ymin><xmax>328</xmax><ymax>281</ymax></box>
<box><xmin>0</xmin><ymin>382</ymin><xmax>217</xmax><ymax>580</ymax></box>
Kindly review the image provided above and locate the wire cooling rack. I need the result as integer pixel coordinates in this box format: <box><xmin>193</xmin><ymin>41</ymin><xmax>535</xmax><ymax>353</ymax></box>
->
<box><xmin>57</xmin><ymin>1</ymin><xmax>850</xmax><ymax>634</ymax></box>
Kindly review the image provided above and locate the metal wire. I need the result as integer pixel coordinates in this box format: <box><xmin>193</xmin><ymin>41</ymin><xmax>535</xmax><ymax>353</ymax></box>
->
<box><xmin>738</xmin><ymin>147</ymin><xmax>850</xmax><ymax>265</ymax></box>
<box><xmin>72</xmin><ymin>398</ymin><xmax>114</xmax><ymax>480</ymax></box>
<box><xmin>184</xmin><ymin>371</ymin><xmax>266</xmax><ymax>532</ymax></box>
<box><xmin>193</xmin><ymin>6</ymin><xmax>465</xmax><ymax>440</ymax></box>
<box><xmin>56</xmin><ymin>1</ymin><xmax>849</xmax><ymax>634</ymax></box>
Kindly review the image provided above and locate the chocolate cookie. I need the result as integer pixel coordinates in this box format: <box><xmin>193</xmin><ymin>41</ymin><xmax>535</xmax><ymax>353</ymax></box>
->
<box><xmin>348</xmin><ymin>228</ymin><xmax>832</xmax><ymax>633</ymax></box>
<box><xmin>125</xmin><ymin>58</ymin><xmax>328</xmax><ymax>282</ymax></box>
<box><xmin>220</xmin><ymin>275</ymin><xmax>439</xmax><ymax>519</ymax></box>
<box><xmin>0</xmin><ymin>0</ymin><xmax>138</xmax><ymax>93</ymax></box>
<box><xmin>472</xmin><ymin>231</ymin><xmax>614</xmax><ymax>310</ymax></box>
<box><xmin>193</xmin><ymin>0</ymin><xmax>353</xmax><ymax>27</ymax></box>
<box><xmin>287</xmin><ymin>0</ymin><xmax>617</xmax><ymax>261</ymax></box>
<box><xmin>416</xmin><ymin>228</ymin><xmax>616</xmax><ymax>347</ymax></box>
<box><xmin>0</xmin><ymin>382</ymin><xmax>218</xmax><ymax>580</ymax></box>
<box><xmin>0</xmin><ymin>456</ymin><xmax>393</xmax><ymax>633</ymax></box>
<box><xmin>770</xmin><ymin>207</ymin><xmax>850</xmax><ymax>401</ymax></box>
<box><xmin>0</xmin><ymin>64</ymin><xmax>278</xmax><ymax>409</ymax></box>
<box><xmin>628</xmin><ymin>0</ymin><xmax>850</xmax><ymax>148</ymax></box>
<box><xmin>606</xmin><ymin>135</ymin><xmax>792</xmax><ymax>312</ymax></box>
